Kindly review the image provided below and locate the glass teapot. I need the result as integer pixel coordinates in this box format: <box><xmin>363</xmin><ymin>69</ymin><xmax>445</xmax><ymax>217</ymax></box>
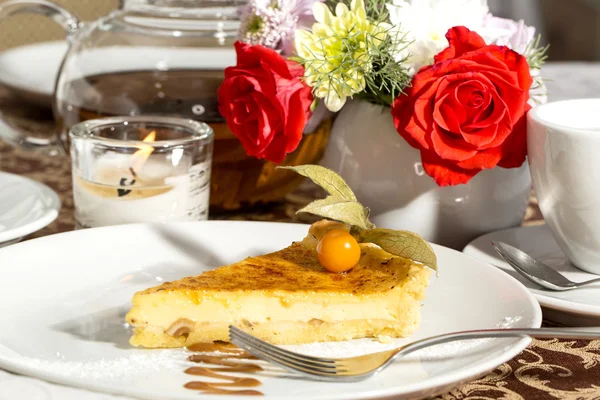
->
<box><xmin>0</xmin><ymin>0</ymin><xmax>331</xmax><ymax>210</ymax></box>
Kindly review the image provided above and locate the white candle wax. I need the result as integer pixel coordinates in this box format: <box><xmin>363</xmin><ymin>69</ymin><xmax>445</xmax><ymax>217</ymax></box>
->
<box><xmin>73</xmin><ymin>152</ymin><xmax>210</xmax><ymax>228</ymax></box>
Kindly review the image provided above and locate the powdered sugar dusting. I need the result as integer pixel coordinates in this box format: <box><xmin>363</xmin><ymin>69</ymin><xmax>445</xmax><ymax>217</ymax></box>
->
<box><xmin>284</xmin><ymin>336</ymin><xmax>500</xmax><ymax>362</ymax></box>
<box><xmin>497</xmin><ymin>316</ymin><xmax>523</xmax><ymax>328</ymax></box>
<box><xmin>12</xmin><ymin>349</ymin><xmax>191</xmax><ymax>381</ymax></box>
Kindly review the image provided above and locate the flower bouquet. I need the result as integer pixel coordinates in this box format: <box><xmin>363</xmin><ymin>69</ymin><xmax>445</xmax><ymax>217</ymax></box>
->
<box><xmin>219</xmin><ymin>0</ymin><xmax>546</xmax><ymax>246</ymax></box>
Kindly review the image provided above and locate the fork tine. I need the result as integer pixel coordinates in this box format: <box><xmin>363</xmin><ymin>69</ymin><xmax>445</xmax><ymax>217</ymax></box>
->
<box><xmin>228</xmin><ymin>329</ymin><xmax>341</xmax><ymax>372</ymax></box>
<box><xmin>229</xmin><ymin>326</ymin><xmax>336</xmax><ymax>364</ymax></box>
<box><xmin>230</xmin><ymin>331</ymin><xmax>341</xmax><ymax>377</ymax></box>
<box><xmin>229</xmin><ymin>326</ymin><xmax>336</xmax><ymax>365</ymax></box>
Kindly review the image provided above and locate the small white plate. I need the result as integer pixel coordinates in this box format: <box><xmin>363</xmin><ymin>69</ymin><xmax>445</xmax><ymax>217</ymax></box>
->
<box><xmin>0</xmin><ymin>221</ymin><xmax>540</xmax><ymax>400</ymax></box>
<box><xmin>0</xmin><ymin>41</ymin><xmax>67</xmax><ymax>107</ymax></box>
<box><xmin>0</xmin><ymin>172</ymin><xmax>61</xmax><ymax>244</ymax></box>
<box><xmin>464</xmin><ymin>225</ymin><xmax>600</xmax><ymax>326</ymax></box>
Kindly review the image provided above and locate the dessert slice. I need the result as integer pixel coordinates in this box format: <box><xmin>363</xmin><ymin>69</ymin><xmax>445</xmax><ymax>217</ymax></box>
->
<box><xmin>126</xmin><ymin>220</ymin><xmax>431</xmax><ymax>348</ymax></box>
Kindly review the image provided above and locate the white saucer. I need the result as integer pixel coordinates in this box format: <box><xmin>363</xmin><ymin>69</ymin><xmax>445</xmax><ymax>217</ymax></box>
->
<box><xmin>0</xmin><ymin>172</ymin><xmax>61</xmax><ymax>244</ymax></box>
<box><xmin>0</xmin><ymin>41</ymin><xmax>67</xmax><ymax>108</ymax></box>
<box><xmin>464</xmin><ymin>225</ymin><xmax>600</xmax><ymax>326</ymax></box>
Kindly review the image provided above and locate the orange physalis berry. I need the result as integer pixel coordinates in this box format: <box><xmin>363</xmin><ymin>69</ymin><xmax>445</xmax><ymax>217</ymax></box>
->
<box><xmin>316</xmin><ymin>229</ymin><xmax>361</xmax><ymax>273</ymax></box>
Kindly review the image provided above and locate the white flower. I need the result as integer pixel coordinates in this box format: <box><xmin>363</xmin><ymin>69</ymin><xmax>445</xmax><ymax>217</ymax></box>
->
<box><xmin>239</xmin><ymin>0</ymin><xmax>323</xmax><ymax>55</ymax></box>
<box><xmin>481</xmin><ymin>15</ymin><xmax>536</xmax><ymax>54</ymax></box>
<box><xmin>387</xmin><ymin>0</ymin><xmax>489</xmax><ymax>74</ymax></box>
<box><xmin>239</xmin><ymin>0</ymin><xmax>298</xmax><ymax>50</ymax></box>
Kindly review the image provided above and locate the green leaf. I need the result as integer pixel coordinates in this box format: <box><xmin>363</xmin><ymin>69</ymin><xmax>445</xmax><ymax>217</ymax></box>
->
<box><xmin>298</xmin><ymin>197</ymin><xmax>372</xmax><ymax>229</ymax></box>
<box><xmin>279</xmin><ymin>165</ymin><xmax>357</xmax><ymax>202</ymax></box>
<box><xmin>358</xmin><ymin>228</ymin><xmax>438</xmax><ymax>272</ymax></box>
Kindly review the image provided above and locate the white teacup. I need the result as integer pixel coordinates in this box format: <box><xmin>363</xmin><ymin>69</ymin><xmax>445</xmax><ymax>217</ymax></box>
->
<box><xmin>528</xmin><ymin>99</ymin><xmax>600</xmax><ymax>274</ymax></box>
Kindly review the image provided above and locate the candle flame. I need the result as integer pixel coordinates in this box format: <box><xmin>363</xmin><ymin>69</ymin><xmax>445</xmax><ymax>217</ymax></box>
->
<box><xmin>131</xmin><ymin>131</ymin><xmax>156</xmax><ymax>173</ymax></box>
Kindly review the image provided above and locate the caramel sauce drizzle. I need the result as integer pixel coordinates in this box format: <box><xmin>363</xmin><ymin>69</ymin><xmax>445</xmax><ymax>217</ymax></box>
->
<box><xmin>184</xmin><ymin>341</ymin><xmax>264</xmax><ymax>396</ymax></box>
<box><xmin>188</xmin><ymin>342</ymin><xmax>244</xmax><ymax>354</ymax></box>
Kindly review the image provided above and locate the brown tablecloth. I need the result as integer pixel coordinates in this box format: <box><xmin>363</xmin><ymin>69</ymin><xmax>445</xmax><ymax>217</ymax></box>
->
<box><xmin>1</xmin><ymin>102</ymin><xmax>599</xmax><ymax>400</ymax></box>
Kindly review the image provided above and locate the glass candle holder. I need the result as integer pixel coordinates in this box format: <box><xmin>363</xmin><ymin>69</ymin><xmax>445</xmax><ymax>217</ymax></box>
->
<box><xmin>70</xmin><ymin>116</ymin><xmax>213</xmax><ymax>228</ymax></box>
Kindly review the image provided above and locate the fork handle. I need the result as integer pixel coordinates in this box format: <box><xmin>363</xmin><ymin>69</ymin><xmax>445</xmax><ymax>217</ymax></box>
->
<box><xmin>396</xmin><ymin>327</ymin><xmax>600</xmax><ymax>358</ymax></box>
<box><xmin>579</xmin><ymin>277</ymin><xmax>600</xmax><ymax>287</ymax></box>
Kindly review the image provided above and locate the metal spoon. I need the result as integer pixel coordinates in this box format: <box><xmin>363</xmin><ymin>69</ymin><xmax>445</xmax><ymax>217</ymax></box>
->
<box><xmin>491</xmin><ymin>241</ymin><xmax>600</xmax><ymax>291</ymax></box>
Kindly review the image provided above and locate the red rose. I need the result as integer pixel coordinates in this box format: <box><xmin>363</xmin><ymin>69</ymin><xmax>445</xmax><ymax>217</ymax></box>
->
<box><xmin>391</xmin><ymin>26</ymin><xmax>533</xmax><ymax>186</ymax></box>
<box><xmin>218</xmin><ymin>41</ymin><xmax>313</xmax><ymax>164</ymax></box>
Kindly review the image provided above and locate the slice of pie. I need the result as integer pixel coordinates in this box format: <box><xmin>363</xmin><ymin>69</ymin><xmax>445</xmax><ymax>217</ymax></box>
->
<box><xmin>126</xmin><ymin>220</ymin><xmax>431</xmax><ymax>348</ymax></box>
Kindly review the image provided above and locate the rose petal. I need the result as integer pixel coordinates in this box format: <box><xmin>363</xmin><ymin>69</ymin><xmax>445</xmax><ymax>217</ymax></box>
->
<box><xmin>434</xmin><ymin>97</ymin><xmax>465</xmax><ymax>133</ymax></box>
<box><xmin>460</xmin><ymin>123</ymin><xmax>499</xmax><ymax>148</ymax></box>
<box><xmin>480</xmin><ymin>71</ymin><xmax>528</xmax><ymax>124</ymax></box>
<box><xmin>393</xmin><ymin>72</ymin><xmax>444</xmax><ymax>148</ymax></box>
<box><xmin>286</xmin><ymin>60</ymin><xmax>306</xmax><ymax>79</ymax></box>
<box><xmin>434</xmin><ymin>78</ymin><xmax>498</xmax><ymax>147</ymax></box>
<box><xmin>230</xmin><ymin>98</ymin><xmax>256</xmax><ymax>125</ymax></box>
<box><xmin>233</xmin><ymin>41</ymin><xmax>295</xmax><ymax>80</ymax></box>
<box><xmin>455</xmin><ymin>80</ymin><xmax>488</xmax><ymax>108</ymax></box>
<box><xmin>432</xmin><ymin>72</ymin><xmax>515</xmax><ymax>149</ymax></box>
<box><xmin>435</xmin><ymin>26</ymin><xmax>488</xmax><ymax>63</ymax></box>
<box><xmin>455</xmin><ymin>145</ymin><xmax>504</xmax><ymax>170</ymax></box>
<box><xmin>392</xmin><ymin>90</ymin><xmax>433</xmax><ymax>150</ymax></box>
<box><xmin>282</xmin><ymin>89</ymin><xmax>311</xmax><ymax>153</ymax></box>
<box><xmin>486</xmin><ymin>45</ymin><xmax>533</xmax><ymax>92</ymax></box>
<box><xmin>497</xmin><ymin>109</ymin><xmax>529</xmax><ymax>168</ymax></box>
<box><xmin>431</xmin><ymin>124</ymin><xmax>477</xmax><ymax>162</ymax></box>
<box><xmin>468</xmin><ymin>104</ymin><xmax>493</xmax><ymax>127</ymax></box>
<box><xmin>412</xmin><ymin>85</ymin><xmax>440</xmax><ymax>133</ymax></box>
<box><xmin>463</xmin><ymin>96</ymin><xmax>506</xmax><ymax>130</ymax></box>
<box><xmin>471</xmin><ymin>96</ymin><xmax>515</xmax><ymax>150</ymax></box>
<box><xmin>432</xmin><ymin>56</ymin><xmax>521</xmax><ymax>90</ymax></box>
<box><xmin>234</xmin><ymin>91</ymin><xmax>281</xmax><ymax>157</ymax></box>
<box><xmin>421</xmin><ymin>149</ymin><xmax>480</xmax><ymax>186</ymax></box>
<box><xmin>261</xmin><ymin>134</ymin><xmax>288</xmax><ymax>164</ymax></box>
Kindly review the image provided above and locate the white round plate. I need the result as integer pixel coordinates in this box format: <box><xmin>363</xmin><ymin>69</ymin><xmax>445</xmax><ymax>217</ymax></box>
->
<box><xmin>0</xmin><ymin>172</ymin><xmax>61</xmax><ymax>244</ymax></box>
<box><xmin>464</xmin><ymin>225</ymin><xmax>600</xmax><ymax>326</ymax></box>
<box><xmin>0</xmin><ymin>41</ymin><xmax>67</xmax><ymax>107</ymax></box>
<box><xmin>0</xmin><ymin>221</ymin><xmax>541</xmax><ymax>400</ymax></box>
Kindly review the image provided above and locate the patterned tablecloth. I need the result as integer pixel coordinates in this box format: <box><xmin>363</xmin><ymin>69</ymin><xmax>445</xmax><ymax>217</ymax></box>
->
<box><xmin>1</xmin><ymin>63</ymin><xmax>600</xmax><ymax>400</ymax></box>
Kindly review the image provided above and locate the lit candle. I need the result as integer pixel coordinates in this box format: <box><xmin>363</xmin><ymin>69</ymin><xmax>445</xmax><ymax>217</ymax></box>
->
<box><xmin>70</xmin><ymin>117</ymin><xmax>213</xmax><ymax>228</ymax></box>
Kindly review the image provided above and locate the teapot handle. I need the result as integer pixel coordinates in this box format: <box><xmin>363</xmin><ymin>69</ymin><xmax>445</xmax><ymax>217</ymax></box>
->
<box><xmin>0</xmin><ymin>0</ymin><xmax>81</xmax><ymax>154</ymax></box>
<box><xmin>0</xmin><ymin>0</ymin><xmax>80</xmax><ymax>36</ymax></box>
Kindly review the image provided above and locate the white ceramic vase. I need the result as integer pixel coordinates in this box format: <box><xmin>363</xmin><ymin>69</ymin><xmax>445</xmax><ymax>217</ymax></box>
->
<box><xmin>321</xmin><ymin>100</ymin><xmax>532</xmax><ymax>250</ymax></box>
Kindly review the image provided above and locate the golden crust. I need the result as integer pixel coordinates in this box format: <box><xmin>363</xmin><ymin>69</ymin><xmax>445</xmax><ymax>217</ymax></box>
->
<box><xmin>138</xmin><ymin>220</ymin><xmax>414</xmax><ymax>296</ymax></box>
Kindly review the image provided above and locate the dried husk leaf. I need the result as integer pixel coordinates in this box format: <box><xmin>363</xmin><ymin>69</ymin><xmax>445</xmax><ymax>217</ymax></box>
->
<box><xmin>357</xmin><ymin>228</ymin><xmax>438</xmax><ymax>272</ymax></box>
<box><xmin>298</xmin><ymin>198</ymin><xmax>371</xmax><ymax>229</ymax></box>
<box><xmin>280</xmin><ymin>165</ymin><xmax>357</xmax><ymax>201</ymax></box>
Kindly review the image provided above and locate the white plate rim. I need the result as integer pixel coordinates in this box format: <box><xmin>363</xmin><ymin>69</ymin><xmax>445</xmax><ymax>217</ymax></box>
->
<box><xmin>0</xmin><ymin>221</ymin><xmax>543</xmax><ymax>400</ymax></box>
<box><xmin>464</xmin><ymin>225</ymin><xmax>600</xmax><ymax>317</ymax></box>
<box><xmin>0</xmin><ymin>172</ymin><xmax>61</xmax><ymax>243</ymax></box>
<box><xmin>0</xmin><ymin>337</ymin><xmax>535</xmax><ymax>400</ymax></box>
